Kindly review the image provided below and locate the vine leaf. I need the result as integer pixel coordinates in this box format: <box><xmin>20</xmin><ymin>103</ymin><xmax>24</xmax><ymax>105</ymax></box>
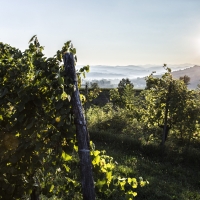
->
<box><xmin>28</xmin><ymin>35</ymin><xmax>37</xmax><ymax>43</ymax></box>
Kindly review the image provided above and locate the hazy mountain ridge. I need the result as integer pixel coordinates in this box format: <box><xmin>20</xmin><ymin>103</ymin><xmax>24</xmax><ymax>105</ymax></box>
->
<box><xmin>171</xmin><ymin>65</ymin><xmax>200</xmax><ymax>89</ymax></box>
<box><xmin>79</xmin><ymin>64</ymin><xmax>199</xmax><ymax>89</ymax></box>
<box><xmin>78</xmin><ymin>64</ymin><xmax>194</xmax><ymax>80</ymax></box>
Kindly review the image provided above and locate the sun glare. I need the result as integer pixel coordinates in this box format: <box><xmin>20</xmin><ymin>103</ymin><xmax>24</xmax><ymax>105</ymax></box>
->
<box><xmin>197</xmin><ymin>38</ymin><xmax>200</xmax><ymax>55</ymax></box>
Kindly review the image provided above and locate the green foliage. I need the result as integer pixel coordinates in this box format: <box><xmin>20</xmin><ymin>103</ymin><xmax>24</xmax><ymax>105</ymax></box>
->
<box><xmin>118</xmin><ymin>78</ymin><xmax>134</xmax><ymax>95</ymax></box>
<box><xmin>110</xmin><ymin>78</ymin><xmax>135</xmax><ymax>109</ymax></box>
<box><xmin>138</xmin><ymin>65</ymin><xmax>200</xmax><ymax>142</ymax></box>
<box><xmin>0</xmin><ymin>37</ymin><xmax>147</xmax><ymax>199</ymax></box>
<box><xmin>87</xmin><ymin>101</ymin><xmax>200</xmax><ymax>200</ymax></box>
<box><xmin>86</xmin><ymin>65</ymin><xmax>200</xmax><ymax>200</ymax></box>
<box><xmin>87</xmin><ymin>82</ymin><xmax>101</xmax><ymax>102</ymax></box>
<box><xmin>80</xmin><ymin>82</ymin><xmax>102</xmax><ymax>105</ymax></box>
<box><xmin>87</xmin><ymin>104</ymin><xmax>127</xmax><ymax>134</ymax></box>
<box><xmin>0</xmin><ymin>37</ymin><xmax>83</xmax><ymax>199</ymax></box>
<box><xmin>90</xmin><ymin>141</ymin><xmax>148</xmax><ymax>199</ymax></box>
<box><xmin>87</xmin><ymin>104</ymin><xmax>146</xmax><ymax>147</ymax></box>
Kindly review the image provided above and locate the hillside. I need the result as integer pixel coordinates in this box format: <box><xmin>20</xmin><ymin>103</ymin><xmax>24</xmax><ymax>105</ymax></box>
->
<box><xmin>82</xmin><ymin>65</ymin><xmax>200</xmax><ymax>89</ymax></box>
<box><xmin>171</xmin><ymin>65</ymin><xmax>200</xmax><ymax>89</ymax></box>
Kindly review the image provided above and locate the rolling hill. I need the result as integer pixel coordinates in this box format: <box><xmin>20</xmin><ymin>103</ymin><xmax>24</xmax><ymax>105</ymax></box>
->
<box><xmin>171</xmin><ymin>65</ymin><xmax>200</xmax><ymax>89</ymax></box>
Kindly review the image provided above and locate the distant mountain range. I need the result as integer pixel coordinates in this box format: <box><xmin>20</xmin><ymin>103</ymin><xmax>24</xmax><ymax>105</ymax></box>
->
<box><xmin>78</xmin><ymin>64</ymin><xmax>200</xmax><ymax>89</ymax></box>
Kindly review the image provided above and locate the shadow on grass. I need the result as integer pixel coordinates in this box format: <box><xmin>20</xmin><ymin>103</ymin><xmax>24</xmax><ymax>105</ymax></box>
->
<box><xmin>90</xmin><ymin>129</ymin><xmax>200</xmax><ymax>166</ymax></box>
<box><xmin>90</xmin><ymin>130</ymin><xmax>200</xmax><ymax>200</ymax></box>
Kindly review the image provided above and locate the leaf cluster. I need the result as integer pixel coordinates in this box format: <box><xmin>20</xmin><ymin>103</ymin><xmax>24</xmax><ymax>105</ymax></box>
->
<box><xmin>0</xmin><ymin>37</ymin><xmax>148</xmax><ymax>199</ymax></box>
<box><xmin>0</xmin><ymin>37</ymin><xmax>81</xmax><ymax>199</ymax></box>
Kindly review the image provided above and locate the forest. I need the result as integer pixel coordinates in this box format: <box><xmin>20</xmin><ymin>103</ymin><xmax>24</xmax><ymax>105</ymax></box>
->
<box><xmin>0</xmin><ymin>37</ymin><xmax>200</xmax><ymax>200</ymax></box>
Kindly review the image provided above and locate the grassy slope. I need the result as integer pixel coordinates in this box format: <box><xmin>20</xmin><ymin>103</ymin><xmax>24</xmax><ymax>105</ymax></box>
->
<box><xmin>90</xmin><ymin>131</ymin><xmax>200</xmax><ymax>200</ymax></box>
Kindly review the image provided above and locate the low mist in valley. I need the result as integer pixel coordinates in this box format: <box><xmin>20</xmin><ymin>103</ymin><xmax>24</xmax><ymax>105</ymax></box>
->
<box><xmin>79</xmin><ymin>64</ymin><xmax>199</xmax><ymax>89</ymax></box>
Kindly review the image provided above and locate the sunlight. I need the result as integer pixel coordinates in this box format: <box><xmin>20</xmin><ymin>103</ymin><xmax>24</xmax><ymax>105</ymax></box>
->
<box><xmin>197</xmin><ymin>38</ymin><xmax>200</xmax><ymax>55</ymax></box>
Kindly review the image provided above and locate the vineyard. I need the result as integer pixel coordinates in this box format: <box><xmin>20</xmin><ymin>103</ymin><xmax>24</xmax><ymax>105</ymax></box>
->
<box><xmin>0</xmin><ymin>37</ymin><xmax>200</xmax><ymax>200</ymax></box>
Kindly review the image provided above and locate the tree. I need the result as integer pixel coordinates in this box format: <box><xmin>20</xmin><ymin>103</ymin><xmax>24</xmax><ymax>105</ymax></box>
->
<box><xmin>110</xmin><ymin>78</ymin><xmax>135</xmax><ymax>109</ymax></box>
<box><xmin>138</xmin><ymin>65</ymin><xmax>200</xmax><ymax>145</ymax></box>
<box><xmin>179</xmin><ymin>75</ymin><xmax>190</xmax><ymax>85</ymax></box>
<box><xmin>118</xmin><ymin>78</ymin><xmax>134</xmax><ymax>95</ymax></box>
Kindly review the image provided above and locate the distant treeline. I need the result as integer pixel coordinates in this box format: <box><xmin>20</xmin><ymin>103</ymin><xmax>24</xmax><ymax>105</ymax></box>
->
<box><xmin>80</xmin><ymin>88</ymin><xmax>143</xmax><ymax>106</ymax></box>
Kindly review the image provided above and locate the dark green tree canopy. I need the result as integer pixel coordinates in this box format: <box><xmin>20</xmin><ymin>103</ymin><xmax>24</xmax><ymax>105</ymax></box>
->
<box><xmin>179</xmin><ymin>75</ymin><xmax>190</xmax><ymax>85</ymax></box>
<box><xmin>118</xmin><ymin>78</ymin><xmax>134</xmax><ymax>95</ymax></box>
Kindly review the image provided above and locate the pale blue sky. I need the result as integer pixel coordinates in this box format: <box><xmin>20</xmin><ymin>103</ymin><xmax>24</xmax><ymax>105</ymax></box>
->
<box><xmin>1</xmin><ymin>0</ymin><xmax>200</xmax><ymax>66</ymax></box>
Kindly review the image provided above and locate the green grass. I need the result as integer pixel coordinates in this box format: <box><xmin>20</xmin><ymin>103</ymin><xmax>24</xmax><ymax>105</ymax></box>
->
<box><xmin>90</xmin><ymin>130</ymin><xmax>200</xmax><ymax>200</ymax></box>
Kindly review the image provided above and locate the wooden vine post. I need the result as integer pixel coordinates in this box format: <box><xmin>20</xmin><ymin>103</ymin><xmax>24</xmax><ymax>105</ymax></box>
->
<box><xmin>63</xmin><ymin>53</ymin><xmax>95</xmax><ymax>200</ymax></box>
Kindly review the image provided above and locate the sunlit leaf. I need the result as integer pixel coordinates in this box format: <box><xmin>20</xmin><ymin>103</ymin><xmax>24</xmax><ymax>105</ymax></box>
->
<box><xmin>49</xmin><ymin>184</ymin><xmax>54</xmax><ymax>192</ymax></box>
<box><xmin>61</xmin><ymin>151</ymin><xmax>72</xmax><ymax>161</ymax></box>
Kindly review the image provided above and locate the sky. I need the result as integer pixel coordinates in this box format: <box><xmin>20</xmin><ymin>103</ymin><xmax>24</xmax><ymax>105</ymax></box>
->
<box><xmin>1</xmin><ymin>0</ymin><xmax>200</xmax><ymax>66</ymax></box>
